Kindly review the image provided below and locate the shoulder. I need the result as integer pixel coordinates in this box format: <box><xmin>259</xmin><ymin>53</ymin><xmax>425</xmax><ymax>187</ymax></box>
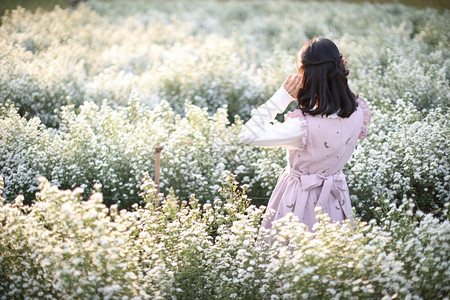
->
<box><xmin>284</xmin><ymin>108</ymin><xmax>308</xmax><ymax>132</ymax></box>
<box><xmin>355</xmin><ymin>97</ymin><xmax>371</xmax><ymax>139</ymax></box>
<box><xmin>284</xmin><ymin>108</ymin><xmax>303</xmax><ymax>120</ymax></box>
<box><xmin>356</xmin><ymin>97</ymin><xmax>371</xmax><ymax>115</ymax></box>
<box><xmin>284</xmin><ymin>108</ymin><xmax>309</xmax><ymax>151</ymax></box>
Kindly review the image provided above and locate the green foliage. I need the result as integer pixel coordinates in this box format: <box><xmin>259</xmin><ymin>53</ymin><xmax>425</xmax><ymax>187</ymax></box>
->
<box><xmin>1</xmin><ymin>1</ymin><xmax>448</xmax><ymax>218</ymax></box>
<box><xmin>1</xmin><ymin>1</ymin><xmax>448</xmax><ymax>126</ymax></box>
<box><xmin>0</xmin><ymin>174</ymin><xmax>449</xmax><ymax>298</ymax></box>
<box><xmin>0</xmin><ymin>3</ymin><xmax>449</xmax><ymax>297</ymax></box>
<box><xmin>1</xmin><ymin>92</ymin><xmax>448</xmax><ymax>219</ymax></box>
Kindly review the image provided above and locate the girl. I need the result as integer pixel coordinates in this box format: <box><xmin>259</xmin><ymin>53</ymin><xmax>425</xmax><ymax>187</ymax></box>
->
<box><xmin>239</xmin><ymin>37</ymin><xmax>371</xmax><ymax>243</ymax></box>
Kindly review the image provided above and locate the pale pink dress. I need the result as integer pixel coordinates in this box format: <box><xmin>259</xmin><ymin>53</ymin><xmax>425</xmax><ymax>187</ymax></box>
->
<box><xmin>239</xmin><ymin>85</ymin><xmax>371</xmax><ymax>242</ymax></box>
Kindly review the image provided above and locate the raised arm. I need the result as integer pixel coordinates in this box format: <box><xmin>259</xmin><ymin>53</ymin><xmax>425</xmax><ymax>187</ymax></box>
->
<box><xmin>238</xmin><ymin>74</ymin><xmax>304</xmax><ymax>150</ymax></box>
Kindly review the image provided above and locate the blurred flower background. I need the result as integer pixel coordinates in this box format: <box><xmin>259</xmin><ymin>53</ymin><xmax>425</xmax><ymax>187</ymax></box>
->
<box><xmin>0</xmin><ymin>0</ymin><xmax>449</xmax><ymax>298</ymax></box>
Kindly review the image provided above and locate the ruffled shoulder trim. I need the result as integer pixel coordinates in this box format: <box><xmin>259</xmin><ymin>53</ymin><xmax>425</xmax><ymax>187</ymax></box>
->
<box><xmin>356</xmin><ymin>97</ymin><xmax>371</xmax><ymax>140</ymax></box>
<box><xmin>285</xmin><ymin>109</ymin><xmax>309</xmax><ymax>151</ymax></box>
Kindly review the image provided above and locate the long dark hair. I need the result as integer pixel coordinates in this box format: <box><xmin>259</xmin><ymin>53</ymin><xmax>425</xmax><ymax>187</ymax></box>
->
<box><xmin>296</xmin><ymin>37</ymin><xmax>357</xmax><ymax>118</ymax></box>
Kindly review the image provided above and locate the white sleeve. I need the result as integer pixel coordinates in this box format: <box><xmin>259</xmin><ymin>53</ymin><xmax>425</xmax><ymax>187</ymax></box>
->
<box><xmin>238</xmin><ymin>86</ymin><xmax>304</xmax><ymax>151</ymax></box>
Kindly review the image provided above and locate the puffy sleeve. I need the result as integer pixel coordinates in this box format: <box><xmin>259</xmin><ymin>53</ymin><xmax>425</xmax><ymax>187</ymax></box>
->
<box><xmin>238</xmin><ymin>85</ymin><xmax>305</xmax><ymax>151</ymax></box>
<box><xmin>356</xmin><ymin>97</ymin><xmax>371</xmax><ymax>140</ymax></box>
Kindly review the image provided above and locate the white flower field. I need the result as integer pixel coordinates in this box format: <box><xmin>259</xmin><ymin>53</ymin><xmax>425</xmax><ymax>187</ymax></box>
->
<box><xmin>0</xmin><ymin>0</ymin><xmax>449</xmax><ymax>299</ymax></box>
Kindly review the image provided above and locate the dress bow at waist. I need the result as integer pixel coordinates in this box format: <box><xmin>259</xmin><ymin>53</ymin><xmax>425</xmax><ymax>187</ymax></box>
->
<box><xmin>287</xmin><ymin>167</ymin><xmax>349</xmax><ymax>219</ymax></box>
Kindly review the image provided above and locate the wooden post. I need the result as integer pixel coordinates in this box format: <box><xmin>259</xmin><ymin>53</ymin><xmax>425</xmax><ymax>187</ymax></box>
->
<box><xmin>154</xmin><ymin>145</ymin><xmax>164</xmax><ymax>207</ymax></box>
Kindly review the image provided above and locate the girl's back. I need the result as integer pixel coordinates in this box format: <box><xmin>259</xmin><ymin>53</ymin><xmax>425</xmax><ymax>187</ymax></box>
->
<box><xmin>286</xmin><ymin>97</ymin><xmax>369</xmax><ymax>176</ymax></box>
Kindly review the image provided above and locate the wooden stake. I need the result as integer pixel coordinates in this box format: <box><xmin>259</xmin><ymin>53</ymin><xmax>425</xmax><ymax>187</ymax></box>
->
<box><xmin>154</xmin><ymin>145</ymin><xmax>164</xmax><ymax>207</ymax></box>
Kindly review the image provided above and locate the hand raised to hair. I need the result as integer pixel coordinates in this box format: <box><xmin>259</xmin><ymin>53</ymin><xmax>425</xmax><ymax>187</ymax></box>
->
<box><xmin>342</xmin><ymin>56</ymin><xmax>351</xmax><ymax>73</ymax></box>
<box><xmin>282</xmin><ymin>73</ymin><xmax>302</xmax><ymax>100</ymax></box>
